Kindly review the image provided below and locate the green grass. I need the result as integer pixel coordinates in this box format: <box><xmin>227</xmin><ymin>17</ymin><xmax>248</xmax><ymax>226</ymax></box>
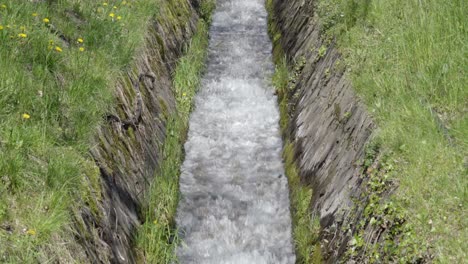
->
<box><xmin>135</xmin><ymin>11</ymin><xmax>212</xmax><ymax>263</ymax></box>
<box><xmin>316</xmin><ymin>0</ymin><xmax>467</xmax><ymax>262</ymax></box>
<box><xmin>0</xmin><ymin>0</ymin><xmax>172</xmax><ymax>262</ymax></box>
<box><xmin>284</xmin><ymin>142</ymin><xmax>322</xmax><ymax>264</ymax></box>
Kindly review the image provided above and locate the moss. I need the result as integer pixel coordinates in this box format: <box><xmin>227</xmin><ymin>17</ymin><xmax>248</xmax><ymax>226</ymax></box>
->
<box><xmin>318</xmin><ymin>45</ymin><xmax>327</xmax><ymax>58</ymax></box>
<box><xmin>200</xmin><ymin>0</ymin><xmax>216</xmax><ymax>23</ymax></box>
<box><xmin>158</xmin><ymin>96</ymin><xmax>169</xmax><ymax>121</ymax></box>
<box><xmin>127</xmin><ymin>126</ymin><xmax>136</xmax><ymax>140</ymax></box>
<box><xmin>312</xmin><ymin>244</ymin><xmax>323</xmax><ymax>264</ymax></box>
<box><xmin>333</xmin><ymin>103</ymin><xmax>341</xmax><ymax>122</ymax></box>
<box><xmin>65</xmin><ymin>152</ymin><xmax>102</xmax><ymax>222</ymax></box>
<box><xmin>266</xmin><ymin>0</ymin><xmax>285</xmax><ymax>64</ymax></box>
<box><xmin>284</xmin><ymin>142</ymin><xmax>322</xmax><ymax>264</ymax></box>
<box><xmin>155</xmin><ymin>33</ymin><xmax>166</xmax><ymax>59</ymax></box>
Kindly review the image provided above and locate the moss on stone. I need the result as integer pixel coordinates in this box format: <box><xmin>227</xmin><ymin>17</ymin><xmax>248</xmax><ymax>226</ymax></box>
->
<box><xmin>158</xmin><ymin>96</ymin><xmax>169</xmax><ymax>121</ymax></box>
<box><xmin>155</xmin><ymin>34</ymin><xmax>166</xmax><ymax>59</ymax></box>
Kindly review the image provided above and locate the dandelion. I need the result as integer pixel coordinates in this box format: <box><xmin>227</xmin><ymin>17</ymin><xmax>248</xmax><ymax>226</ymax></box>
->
<box><xmin>0</xmin><ymin>25</ymin><xmax>3</xmax><ymax>30</ymax></box>
<box><xmin>103</xmin><ymin>2</ymin><xmax>108</xmax><ymax>6</ymax></box>
<box><xmin>55</xmin><ymin>46</ymin><xmax>62</xmax><ymax>52</ymax></box>
<box><xmin>153</xmin><ymin>220</ymin><xmax>158</xmax><ymax>225</ymax></box>
<box><xmin>26</xmin><ymin>229</ymin><xmax>36</xmax><ymax>235</ymax></box>
<box><xmin>18</xmin><ymin>33</ymin><xmax>27</xmax><ymax>38</ymax></box>
<box><xmin>79</xmin><ymin>47</ymin><xmax>85</xmax><ymax>52</ymax></box>
<box><xmin>1</xmin><ymin>4</ymin><xmax>6</xmax><ymax>9</ymax></box>
<box><xmin>182</xmin><ymin>92</ymin><xmax>187</xmax><ymax>97</ymax></box>
<box><xmin>43</xmin><ymin>18</ymin><xmax>49</xmax><ymax>23</ymax></box>
<box><xmin>77</xmin><ymin>38</ymin><xmax>84</xmax><ymax>43</ymax></box>
<box><xmin>22</xmin><ymin>113</ymin><xmax>31</xmax><ymax>119</ymax></box>
<box><xmin>32</xmin><ymin>12</ymin><xmax>38</xmax><ymax>17</ymax></box>
<box><xmin>109</xmin><ymin>13</ymin><xmax>115</xmax><ymax>18</ymax></box>
<box><xmin>113</xmin><ymin>6</ymin><xmax>117</xmax><ymax>9</ymax></box>
<box><xmin>117</xmin><ymin>16</ymin><xmax>122</xmax><ymax>20</ymax></box>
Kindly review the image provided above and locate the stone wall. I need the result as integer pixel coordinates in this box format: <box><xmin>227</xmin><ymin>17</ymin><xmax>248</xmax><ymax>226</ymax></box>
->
<box><xmin>76</xmin><ymin>1</ymin><xmax>201</xmax><ymax>262</ymax></box>
<box><xmin>270</xmin><ymin>0</ymin><xmax>375</xmax><ymax>261</ymax></box>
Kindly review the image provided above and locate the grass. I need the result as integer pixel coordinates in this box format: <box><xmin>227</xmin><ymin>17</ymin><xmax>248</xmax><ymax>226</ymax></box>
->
<box><xmin>283</xmin><ymin>141</ymin><xmax>322</xmax><ymax>264</ymax></box>
<box><xmin>316</xmin><ymin>0</ymin><xmax>467</xmax><ymax>262</ymax></box>
<box><xmin>135</xmin><ymin>4</ymin><xmax>213</xmax><ymax>262</ymax></box>
<box><xmin>0</xmin><ymin>0</ymin><xmax>180</xmax><ymax>262</ymax></box>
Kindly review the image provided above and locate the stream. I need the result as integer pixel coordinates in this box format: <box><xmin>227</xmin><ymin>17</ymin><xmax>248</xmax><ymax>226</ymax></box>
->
<box><xmin>175</xmin><ymin>0</ymin><xmax>296</xmax><ymax>263</ymax></box>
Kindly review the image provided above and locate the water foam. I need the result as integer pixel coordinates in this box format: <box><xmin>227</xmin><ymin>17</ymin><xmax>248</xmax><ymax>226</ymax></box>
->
<box><xmin>175</xmin><ymin>0</ymin><xmax>295</xmax><ymax>262</ymax></box>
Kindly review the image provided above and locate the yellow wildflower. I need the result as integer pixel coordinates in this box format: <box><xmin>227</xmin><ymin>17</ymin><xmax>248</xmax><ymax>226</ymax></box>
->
<box><xmin>117</xmin><ymin>16</ymin><xmax>122</xmax><ymax>20</ymax></box>
<box><xmin>32</xmin><ymin>13</ymin><xmax>38</xmax><ymax>17</ymax></box>
<box><xmin>26</xmin><ymin>229</ymin><xmax>36</xmax><ymax>235</ymax></box>
<box><xmin>153</xmin><ymin>220</ymin><xmax>158</xmax><ymax>225</ymax></box>
<box><xmin>103</xmin><ymin>2</ymin><xmax>108</xmax><ymax>6</ymax></box>
<box><xmin>79</xmin><ymin>47</ymin><xmax>85</xmax><ymax>52</ymax></box>
<box><xmin>122</xmin><ymin>1</ymin><xmax>127</xmax><ymax>5</ymax></box>
<box><xmin>0</xmin><ymin>25</ymin><xmax>3</xmax><ymax>30</ymax></box>
<box><xmin>77</xmin><ymin>38</ymin><xmax>84</xmax><ymax>43</ymax></box>
<box><xmin>182</xmin><ymin>92</ymin><xmax>187</xmax><ymax>97</ymax></box>
<box><xmin>1</xmin><ymin>4</ymin><xmax>6</xmax><ymax>9</ymax></box>
<box><xmin>55</xmin><ymin>46</ymin><xmax>62</xmax><ymax>52</ymax></box>
<box><xmin>43</xmin><ymin>18</ymin><xmax>49</xmax><ymax>23</ymax></box>
<box><xmin>109</xmin><ymin>13</ymin><xmax>115</xmax><ymax>18</ymax></box>
<box><xmin>18</xmin><ymin>33</ymin><xmax>27</xmax><ymax>38</ymax></box>
<box><xmin>22</xmin><ymin>113</ymin><xmax>31</xmax><ymax>119</ymax></box>
<box><xmin>113</xmin><ymin>6</ymin><xmax>117</xmax><ymax>9</ymax></box>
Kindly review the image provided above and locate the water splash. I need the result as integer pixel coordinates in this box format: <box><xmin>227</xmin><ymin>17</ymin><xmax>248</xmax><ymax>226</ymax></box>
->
<box><xmin>175</xmin><ymin>0</ymin><xmax>295</xmax><ymax>263</ymax></box>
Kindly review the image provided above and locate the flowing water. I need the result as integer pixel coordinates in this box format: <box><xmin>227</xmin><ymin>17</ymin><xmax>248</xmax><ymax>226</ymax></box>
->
<box><xmin>175</xmin><ymin>0</ymin><xmax>295</xmax><ymax>263</ymax></box>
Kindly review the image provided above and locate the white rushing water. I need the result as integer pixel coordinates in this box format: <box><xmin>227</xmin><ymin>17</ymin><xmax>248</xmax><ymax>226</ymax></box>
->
<box><xmin>175</xmin><ymin>0</ymin><xmax>295</xmax><ymax>263</ymax></box>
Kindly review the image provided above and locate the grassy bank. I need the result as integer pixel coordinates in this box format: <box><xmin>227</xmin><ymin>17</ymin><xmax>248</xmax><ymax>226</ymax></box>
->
<box><xmin>0</xmin><ymin>0</ymin><xmax>160</xmax><ymax>262</ymax></box>
<box><xmin>316</xmin><ymin>0</ymin><xmax>467</xmax><ymax>262</ymax></box>
<box><xmin>135</xmin><ymin>1</ymin><xmax>214</xmax><ymax>262</ymax></box>
<box><xmin>0</xmin><ymin>0</ymin><xmax>216</xmax><ymax>263</ymax></box>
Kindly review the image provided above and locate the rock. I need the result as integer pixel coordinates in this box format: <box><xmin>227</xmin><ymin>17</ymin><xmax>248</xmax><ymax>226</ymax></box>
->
<box><xmin>270</xmin><ymin>0</ymin><xmax>374</xmax><ymax>262</ymax></box>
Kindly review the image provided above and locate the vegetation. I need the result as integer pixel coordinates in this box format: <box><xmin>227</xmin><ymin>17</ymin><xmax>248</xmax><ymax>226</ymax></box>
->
<box><xmin>135</xmin><ymin>1</ymin><xmax>214</xmax><ymax>262</ymax></box>
<box><xmin>283</xmin><ymin>139</ymin><xmax>322</xmax><ymax>264</ymax></box>
<box><xmin>0</xmin><ymin>0</ymin><xmax>161</xmax><ymax>262</ymax></box>
<box><xmin>0</xmin><ymin>0</ymin><xmax>215</xmax><ymax>262</ymax></box>
<box><xmin>316</xmin><ymin>0</ymin><xmax>466</xmax><ymax>262</ymax></box>
<box><xmin>268</xmin><ymin>0</ymin><xmax>466</xmax><ymax>262</ymax></box>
